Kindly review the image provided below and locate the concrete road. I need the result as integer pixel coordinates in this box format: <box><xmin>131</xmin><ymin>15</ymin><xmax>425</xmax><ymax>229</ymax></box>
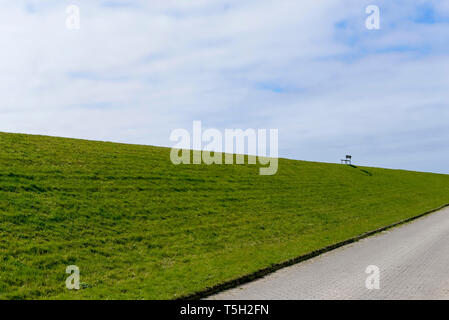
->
<box><xmin>209</xmin><ymin>207</ymin><xmax>449</xmax><ymax>300</ymax></box>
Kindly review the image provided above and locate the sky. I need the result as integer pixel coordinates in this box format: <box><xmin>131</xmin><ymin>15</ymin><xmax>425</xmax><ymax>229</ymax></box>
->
<box><xmin>0</xmin><ymin>0</ymin><xmax>449</xmax><ymax>173</ymax></box>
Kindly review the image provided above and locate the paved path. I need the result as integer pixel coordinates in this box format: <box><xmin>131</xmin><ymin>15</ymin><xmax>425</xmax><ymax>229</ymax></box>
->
<box><xmin>209</xmin><ymin>207</ymin><xmax>449</xmax><ymax>300</ymax></box>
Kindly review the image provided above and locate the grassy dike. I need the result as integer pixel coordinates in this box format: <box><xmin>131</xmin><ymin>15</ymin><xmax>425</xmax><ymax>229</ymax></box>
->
<box><xmin>0</xmin><ymin>132</ymin><xmax>449</xmax><ymax>299</ymax></box>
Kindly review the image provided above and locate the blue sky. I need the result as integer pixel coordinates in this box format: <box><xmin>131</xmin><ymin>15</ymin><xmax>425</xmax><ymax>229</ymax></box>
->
<box><xmin>1</xmin><ymin>0</ymin><xmax>449</xmax><ymax>173</ymax></box>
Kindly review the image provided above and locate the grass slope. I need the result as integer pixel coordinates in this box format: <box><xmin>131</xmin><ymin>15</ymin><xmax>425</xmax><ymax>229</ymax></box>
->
<box><xmin>1</xmin><ymin>132</ymin><xmax>449</xmax><ymax>299</ymax></box>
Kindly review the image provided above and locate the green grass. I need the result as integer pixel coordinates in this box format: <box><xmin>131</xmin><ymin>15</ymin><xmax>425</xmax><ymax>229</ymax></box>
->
<box><xmin>1</xmin><ymin>131</ymin><xmax>449</xmax><ymax>299</ymax></box>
